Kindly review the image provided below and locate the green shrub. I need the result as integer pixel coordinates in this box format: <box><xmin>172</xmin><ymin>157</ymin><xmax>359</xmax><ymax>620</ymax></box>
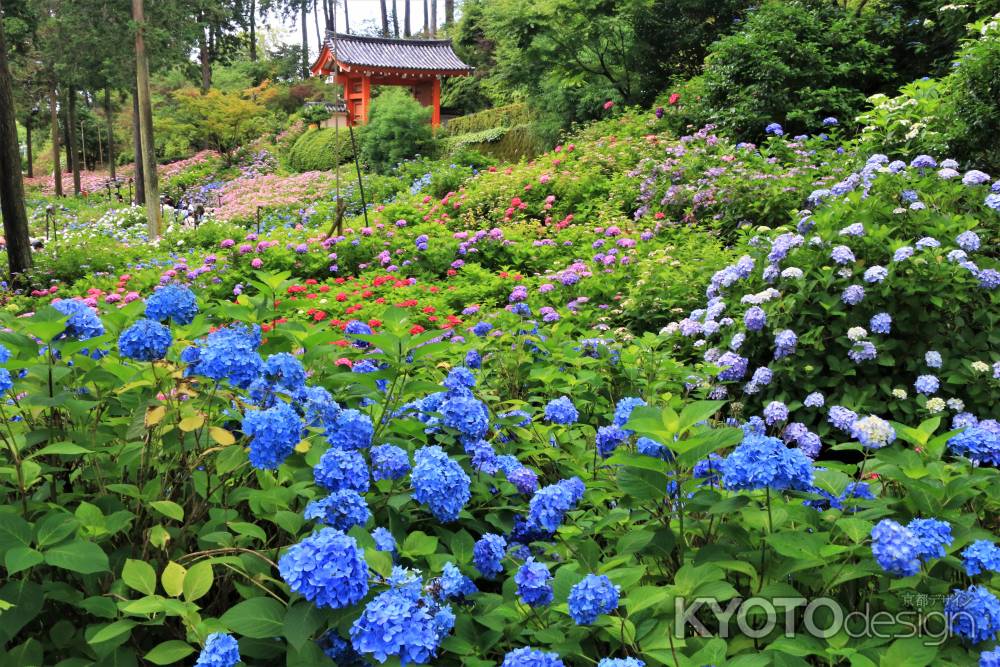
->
<box><xmin>943</xmin><ymin>13</ymin><xmax>1000</xmax><ymax>171</ymax></box>
<box><xmin>360</xmin><ymin>88</ymin><xmax>435</xmax><ymax>173</ymax></box>
<box><xmin>856</xmin><ymin>78</ymin><xmax>950</xmax><ymax>160</ymax></box>
<box><xmin>681</xmin><ymin>0</ymin><xmax>893</xmax><ymax>140</ymax></box>
<box><xmin>287</xmin><ymin>127</ymin><xmax>359</xmax><ymax>173</ymax></box>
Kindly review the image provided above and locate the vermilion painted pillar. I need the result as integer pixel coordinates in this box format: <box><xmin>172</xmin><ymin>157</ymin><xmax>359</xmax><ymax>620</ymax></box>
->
<box><xmin>361</xmin><ymin>76</ymin><xmax>371</xmax><ymax>124</ymax></box>
<box><xmin>431</xmin><ymin>77</ymin><xmax>441</xmax><ymax>128</ymax></box>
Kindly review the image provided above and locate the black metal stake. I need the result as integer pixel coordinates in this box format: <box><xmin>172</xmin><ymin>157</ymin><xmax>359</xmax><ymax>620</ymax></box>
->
<box><xmin>256</xmin><ymin>206</ymin><xmax>262</xmax><ymax>236</ymax></box>
<box><xmin>348</xmin><ymin>123</ymin><xmax>369</xmax><ymax>228</ymax></box>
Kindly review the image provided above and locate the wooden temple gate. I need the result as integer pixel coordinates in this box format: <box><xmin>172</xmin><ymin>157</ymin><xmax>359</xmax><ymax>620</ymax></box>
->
<box><xmin>310</xmin><ymin>32</ymin><xmax>474</xmax><ymax>128</ymax></box>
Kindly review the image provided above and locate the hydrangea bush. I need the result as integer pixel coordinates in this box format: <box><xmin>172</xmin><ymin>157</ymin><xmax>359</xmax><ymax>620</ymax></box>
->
<box><xmin>2</xmin><ymin>278</ymin><xmax>1000</xmax><ymax>666</ymax></box>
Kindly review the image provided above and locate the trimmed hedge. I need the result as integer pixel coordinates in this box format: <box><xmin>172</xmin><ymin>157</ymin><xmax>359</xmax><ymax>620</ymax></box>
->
<box><xmin>444</xmin><ymin>103</ymin><xmax>547</xmax><ymax>161</ymax></box>
<box><xmin>287</xmin><ymin>127</ymin><xmax>359</xmax><ymax>172</ymax></box>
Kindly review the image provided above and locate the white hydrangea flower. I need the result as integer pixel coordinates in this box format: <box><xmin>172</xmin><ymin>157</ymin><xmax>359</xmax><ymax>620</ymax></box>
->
<box><xmin>926</xmin><ymin>397</ymin><xmax>946</xmax><ymax>413</ymax></box>
<box><xmin>848</xmin><ymin>327</ymin><xmax>868</xmax><ymax>342</ymax></box>
<box><xmin>972</xmin><ymin>361</ymin><xmax>990</xmax><ymax>374</ymax></box>
<box><xmin>892</xmin><ymin>388</ymin><xmax>908</xmax><ymax>399</ymax></box>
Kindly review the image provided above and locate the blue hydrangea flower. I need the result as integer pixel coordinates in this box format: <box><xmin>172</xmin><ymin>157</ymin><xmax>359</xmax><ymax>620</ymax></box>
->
<box><xmin>637</xmin><ymin>437</ymin><xmax>672</xmax><ymax>460</ymax></box>
<box><xmin>981</xmin><ymin>647</ymin><xmax>1000</xmax><ymax>666</ymax></box>
<box><xmin>598</xmin><ymin>660</ymin><xmax>645</xmax><ymax>667</ymax></box>
<box><xmin>508</xmin><ymin>466</ymin><xmax>539</xmax><ymax>495</ymax></box>
<box><xmin>870</xmin><ymin>312</ymin><xmax>892</xmax><ymax>334</ymax></box>
<box><xmin>831</xmin><ymin>245</ymin><xmax>855</xmax><ymax>265</ymax></box>
<box><xmin>242</xmin><ymin>401</ymin><xmax>301</xmax><ymax>470</ymax></box>
<box><xmin>958</xmin><ymin>230</ymin><xmax>982</xmax><ymax>251</ymax></box>
<box><xmin>314</xmin><ymin>447</ymin><xmax>370</xmax><ymax>492</ymax></box>
<box><xmin>472</xmin><ymin>321</ymin><xmax>493</xmax><ymax>337</ymax></box>
<box><xmin>948</xmin><ymin>426</ymin><xmax>1000</xmax><ymax>465</ymax></box>
<box><xmin>278</xmin><ymin>528</ymin><xmax>368</xmax><ymax>609</ymax></box>
<box><xmin>946</xmin><ymin>585</ymin><xmax>1000</xmax><ymax>643</ymax></box>
<box><xmin>0</xmin><ymin>344</ymin><xmax>10</xmax><ymax>364</ymax></box>
<box><xmin>344</xmin><ymin>320</ymin><xmax>373</xmax><ymax>348</ymax></box>
<box><xmin>194</xmin><ymin>633</ymin><xmax>240</xmax><ymax>667</ymax></box>
<box><xmin>473</xmin><ymin>533</ymin><xmax>507</xmax><ymax>578</ymax></box>
<box><xmin>372</xmin><ymin>527</ymin><xmax>397</xmax><ymax>552</ymax></box>
<box><xmin>596</xmin><ymin>425</ymin><xmax>628</xmax><ymax>458</ymax></box>
<box><xmin>515</xmin><ymin>558</ymin><xmax>553</xmax><ymax>607</ymax></box>
<box><xmin>568</xmin><ymin>574</ymin><xmax>620</xmax><ymax>624</ymax></box>
<box><xmin>438</xmin><ymin>562</ymin><xmax>477</xmax><ymax>600</ymax></box>
<box><xmin>118</xmin><ymin>318</ymin><xmax>172</xmax><ymax>361</ymax></box>
<box><xmin>183</xmin><ymin>324</ymin><xmax>262</xmax><ymax>389</ymax></box>
<box><xmin>871</xmin><ymin>519</ymin><xmax>920</xmax><ymax>577</ymax></box>
<box><xmin>145</xmin><ymin>284</ymin><xmax>198</xmax><ymax>324</ymax></box>
<box><xmin>440</xmin><ymin>394</ymin><xmax>489</xmax><ymax>439</ymax></box>
<box><xmin>350</xmin><ymin>570</ymin><xmax>455</xmax><ymax>665</ymax></box>
<box><xmin>716</xmin><ymin>352</ymin><xmax>749</xmax><ymax>381</ymax></box>
<box><xmin>613</xmin><ymin>397</ymin><xmax>646</xmax><ymax>429</ymax></box>
<box><xmin>544</xmin><ymin>396</ymin><xmax>578</xmax><ymax>424</ymax></box>
<box><xmin>371</xmin><ymin>444</ymin><xmax>411</xmax><ymax>481</ymax></box>
<box><xmin>774</xmin><ymin>330</ymin><xmax>797</xmax><ymax>359</ymax></box>
<box><xmin>963</xmin><ymin>541</ymin><xmax>1000</xmax><ymax>577</ymax></box>
<box><xmin>465</xmin><ymin>349</ymin><xmax>482</xmax><ymax>368</ymax></box>
<box><xmin>765</xmin><ymin>122</ymin><xmax>783</xmax><ymax>136</ymax></box>
<box><xmin>305</xmin><ymin>490</ymin><xmax>371</xmax><ymax>531</ymax></box>
<box><xmin>893</xmin><ymin>246</ymin><xmax>914</xmax><ymax>262</ymax></box>
<box><xmin>52</xmin><ymin>299</ymin><xmax>105</xmax><ymax>341</ymax></box>
<box><xmin>908</xmin><ymin>518</ymin><xmax>953</xmax><ymax>560</ymax></box>
<box><xmin>841</xmin><ymin>285</ymin><xmax>865</xmax><ymax>306</ymax></box>
<box><xmin>763</xmin><ymin>401</ymin><xmax>788</xmax><ymax>425</ymax></box>
<box><xmin>0</xmin><ymin>369</ymin><xmax>12</xmax><ymax>394</ymax></box>
<box><xmin>864</xmin><ymin>266</ymin><xmax>888</xmax><ymax>283</ymax></box>
<box><xmin>925</xmin><ymin>351</ymin><xmax>942</xmax><ymax>368</ymax></box>
<box><xmin>828</xmin><ymin>405</ymin><xmax>858</xmax><ymax>432</ymax></box>
<box><xmin>443</xmin><ymin>366</ymin><xmax>476</xmax><ymax>391</ymax></box>
<box><xmin>744</xmin><ymin>306</ymin><xmax>767</xmax><ymax>331</ymax></box>
<box><xmin>911</xmin><ymin>155</ymin><xmax>937</xmax><ymax>169</ymax></box>
<box><xmin>501</xmin><ymin>647</ymin><xmax>564</xmax><ymax>667</ymax></box>
<box><xmin>262</xmin><ymin>353</ymin><xmax>307</xmax><ymax>394</ymax></box>
<box><xmin>328</xmin><ymin>409</ymin><xmax>373</xmax><ymax>450</ymax></box>
<box><xmin>411</xmin><ymin>446</ymin><xmax>471</xmax><ymax>523</ymax></box>
<box><xmin>914</xmin><ymin>375</ymin><xmax>939</xmax><ymax>395</ymax></box>
<box><xmin>721</xmin><ymin>433</ymin><xmax>814</xmax><ymax>491</ymax></box>
<box><xmin>804</xmin><ymin>392</ymin><xmax>825</xmax><ymax>408</ymax></box>
<box><xmin>527</xmin><ymin>477</ymin><xmax>585</xmax><ymax>534</ymax></box>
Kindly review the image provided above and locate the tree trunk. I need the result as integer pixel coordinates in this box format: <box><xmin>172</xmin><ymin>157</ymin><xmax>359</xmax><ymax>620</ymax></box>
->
<box><xmin>301</xmin><ymin>0</ymin><xmax>309</xmax><ymax>77</ymax></box>
<box><xmin>132</xmin><ymin>81</ymin><xmax>144</xmax><ymax>205</ymax></box>
<box><xmin>391</xmin><ymin>0</ymin><xmax>399</xmax><ymax>37</ymax></box>
<box><xmin>404</xmin><ymin>0</ymin><xmax>410</xmax><ymax>36</ymax></box>
<box><xmin>25</xmin><ymin>117</ymin><xmax>33</xmax><ymax>178</ymax></box>
<box><xmin>49</xmin><ymin>84</ymin><xmax>62</xmax><ymax>197</ymax></box>
<box><xmin>67</xmin><ymin>86</ymin><xmax>81</xmax><ymax>195</ymax></box>
<box><xmin>422</xmin><ymin>0</ymin><xmax>428</xmax><ymax>35</ymax></box>
<box><xmin>200</xmin><ymin>30</ymin><xmax>212</xmax><ymax>91</ymax></box>
<box><xmin>105</xmin><ymin>86</ymin><xmax>115</xmax><ymax>179</ymax></box>
<box><xmin>343</xmin><ymin>0</ymin><xmax>350</xmax><ymax>34</ymax></box>
<box><xmin>430</xmin><ymin>0</ymin><xmax>436</xmax><ymax>36</ymax></box>
<box><xmin>133</xmin><ymin>0</ymin><xmax>160</xmax><ymax>236</ymax></box>
<box><xmin>379</xmin><ymin>0</ymin><xmax>389</xmax><ymax>36</ymax></box>
<box><xmin>248</xmin><ymin>0</ymin><xmax>257</xmax><ymax>61</ymax></box>
<box><xmin>444</xmin><ymin>0</ymin><xmax>453</xmax><ymax>26</ymax></box>
<box><xmin>0</xmin><ymin>0</ymin><xmax>32</xmax><ymax>280</ymax></box>
<box><xmin>313</xmin><ymin>0</ymin><xmax>321</xmax><ymax>50</ymax></box>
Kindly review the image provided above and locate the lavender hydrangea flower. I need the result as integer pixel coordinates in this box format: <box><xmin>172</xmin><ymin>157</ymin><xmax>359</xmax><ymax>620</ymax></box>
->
<box><xmin>914</xmin><ymin>375</ymin><xmax>939</xmax><ymax>395</ymax></box>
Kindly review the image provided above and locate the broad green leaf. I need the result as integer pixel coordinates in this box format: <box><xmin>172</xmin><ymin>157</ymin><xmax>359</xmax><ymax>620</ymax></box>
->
<box><xmin>401</xmin><ymin>531</ymin><xmax>438</xmax><ymax>557</ymax></box>
<box><xmin>161</xmin><ymin>562</ymin><xmax>187</xmax><ymax>598</ymax></box>
<box><xmin>617</xmin><ymin>467</ymin><xmax>670</xmax><ymax>503</ymax></box>
<box><xmin>122</xmin><ymin>559</ymin><xmax>157</xmax><ymax>596</ymax></box>
<box><xmin>220</xmin><ymin>597</ymin><xmax>285</xmax><ymax>638</ymax></box>
<box><xmin>44</xmin><ymin>540</ymin><xmax>109</xmax><ymax>574</ymax></box>
<box><xmin>88</xmin><ymin>619</ymin><xmax>137</xmax><ymax>645</ymax></box>
<box><xmin>144</xmin><ymin>640</ymin><xmax>195</xmax><ymax>665</ymax></box>
<box><xmin>228</xmin><ymin>521</ymin><xmax>267</xmax><ymax>543</ymax></box>
<box><xmin>4</xmin><ymin>547</ymin><xmax>43</xmax><ymax>575</ymax></box>
<box><xmin>182</xmin><ymin>561</ymin><xmax>213</xmax><ymax>602</ymax></box>
<box><xmin>149</xmin><ymin>501</ymin><xmax>184</xmax><ymax>522</ymax></box>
